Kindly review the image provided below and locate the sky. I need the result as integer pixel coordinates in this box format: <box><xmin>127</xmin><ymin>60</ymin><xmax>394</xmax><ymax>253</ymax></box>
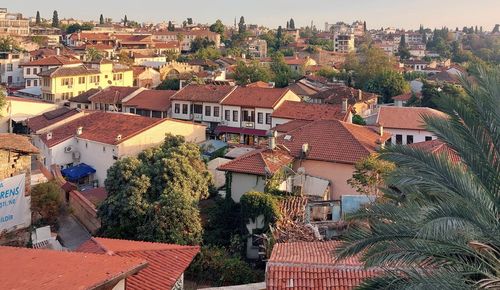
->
<box><xmin>7</xmin><ymin>0</ymin><xmax>500</xmax><ymax>31</ymax></box>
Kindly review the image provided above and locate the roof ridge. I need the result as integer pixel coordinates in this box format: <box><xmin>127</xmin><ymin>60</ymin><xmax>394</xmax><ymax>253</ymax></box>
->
<box><xmin>340</xmin><ymin>121</ymin><xmax>381</xmax><ymax>154</ymax></box>
<box><xmin>113</xmin><ymin>246</ymin><xmax>200</xmax><ymax>254</ymax></box>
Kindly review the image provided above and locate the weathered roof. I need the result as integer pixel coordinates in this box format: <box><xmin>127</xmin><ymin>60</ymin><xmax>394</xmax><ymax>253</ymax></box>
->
<box><xmin>377</xmin><ymin>106</ymin><xmax>447</xmax><ymax>130</ymax></box>
<box><xmin>221</xmin><ymin>87</ymin><xmax>291</xmax><ymax>109</ymax></box>
<box><xmin>37</xmin><ymin>65</ymin><xmax>100</xmax><ymax>78</ymax></box>
<box><xmin>0</xmin><ymin>133</ymin><xmax>39</xmax><ymax>154</ymax></box>
<box><xmin>88</xmin><ymin>86</ymin><xmax>141</xmax><ymax>104</ymax></box>
<box><xmin>69</xmin><ymin>88</ymin><xmax>101</xmax><ymax>104</ymax></box>
<box><xmin>312</xmin><ymin>84</ymin><xmax>378</xmax><ymax>104</ymax></box>
<box><xmin>272</xmin><ymin>101</ymin><xmax>347</xmax><ymax>121</ymax></box>
<box><xmin>171</xmin><ymin>84</ymin><xmax>236</xmax><ymax>103</ymax></box>
<box><xmin>19</xmin><ymin>55</ymin><xmax>81</xmax><ymax>67</ymax></box>
<box><xmin>409</xmin><ymin>139</ymin><xmax>460</xmax><ymax>163</ymax></box>
<box><xmin>217</xmin><ymin>146</ymin><xmax>293</xmax><ymax>176</ymax></box>
<box><xmin>1</xmin><ymin>245</ymin><xmax>147</xmax><ymax>290</ymax></box>
<box><xmin>27</xmin><ymin>107</ymin><xmax>82</xmax><ymax>133</ymax></box>
<box><xmin>77</xmin><ymin>237</ymin><xmax>199</xmax><ymax>290</ymax></box>
<box><xmin>123</xmin><ymin>89</ymin><xmax>176</xmax><ymax>112</ymax></box>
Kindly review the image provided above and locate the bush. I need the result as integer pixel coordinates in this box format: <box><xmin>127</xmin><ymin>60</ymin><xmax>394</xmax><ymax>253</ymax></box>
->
<box><xmin>156</xmin><ymin>78</ymin><xmax>180</xmax><ymax>90</ymax></box>
<box><xmin>203</xmin><ymin>197</ymin><xmax>244</xmax><ymax>252</ymax></box>
<box><xmin>240</xmin><ymin>191</ymin><xmax>281</xmax><ymax>230</ymax></box>
<box><xmin>186</xmin><ymin>247</ymin><xmax>264</xmax><ymax>286</ymax></box>
<box><xmin>352</xmin><ymin>114</ymin><xmax>366</xmax><ymax>125</ymax></box>
<box><xmin>30</xmin><ymin>181</ymin><xmax>63</xmax><ymax>226</ymax></box>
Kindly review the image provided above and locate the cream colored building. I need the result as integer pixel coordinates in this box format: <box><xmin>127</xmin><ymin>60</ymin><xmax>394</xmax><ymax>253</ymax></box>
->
<box><xmin>0</xmin><ymin>96</ymin><xmax>59</xmax><ymax>133</ymax></box>
<box><xmin>38</xmin><ymin>60</ymin><xmax>133</xmax><ymax>103</ymax></box>
<box><xmin>0</xmin><ymin>8</ymin><xmax>29</xmax><ymax>36</ymax></box>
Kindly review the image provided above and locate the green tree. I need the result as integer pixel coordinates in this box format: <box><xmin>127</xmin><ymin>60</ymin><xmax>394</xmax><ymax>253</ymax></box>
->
<box><xmin>210</xmin><ymin>19</ymin><xmax>225</xmax><ymax>41</ymax></box>
<box><xmin>364</xmin><ymin>70</ymin><xmax>410</xmax><ymax>103</ymax></box>
<box><xmin>35</xmin><ymin>11</ymin><xmax>41</xmax><ymax>25</ymax></box>
<box><xmin>493</xmin><ymin>24</ymin><xmax>500</xmax><ymax>33</ymax></box>
<box><xmin>51</xmin><ymin>10</ymin><xmax>59</xmax><ymax>27</ymax></box>
<box><xmin>0</xmin><ymin>36</ymin><xmax>22</xmax><ymax>52</ymax></box>
<box><xmin>194</xmin><ymin>47</ymin><xmax>221</xmax><ymax>60</ymax></box>
<box><xmin>85</xmin><ymin>48</ymin><xmax>103</xmax><ymax>61</ymax></box>
<box><xmin>270</xmin><ymin>52</ymin><xmax>297</xmax><ymax>88</ymax></box>
<box><xmin>344</xmin><ymin>44</ymin><xmax>394</xmax><ymax>88</ymax></box>
<box><xmin>66</xmin><ymin>23</ymin><xmax>93</xmax><ymax>34</ymax></box>
<box><xmin>289</xmin><ymin>18</ymin><xmax>295</xmax><ymax>29</ymax></box>
<box><xmin>156</xmin><ymin>78</ymin><xmax>180</xmax><ymax>90</ymax></box>
<box><xmin>233</xmin><ymin>60</ymin><xmax>271</xmax><ymax>85</ymax></box>
<box><xmin>116</xmin><ymin>51</ymin><xmax>133</xmax><ymax>66</ymax></box>
<box><xmin>397</xmin><ymin>35</ymin><xmax>411</xmax><ymax>60</ymax></box>
<box><xmin>167</xmin><ymin>21</ymin><xmax>174</xmax><ymax>31</ymax></box>
<box><xmin>238</xmin><ymin>16</ymin><xmax>246</xmax><ymax>35</ymax></box>
<box><xmin>99</xmin><ymin>14</ymin><xmax>104</xmax><ymax>25</ymax></box>
<box><xmin>276</xmin><ymin>26</ymin><xmax>283</xmax><ymax>50</ymax></box>
<box><xmin>187</xmin><ymin>18</ymin><xmax>193</xmax><ymax>25</ymax></box>
<box><xmin>31</xmin><ymin>181</ymin><xmax>63</xmax><ymax>226</ymax></box>
<box><xmin>191</xmin><ymin>37</ymin><xmax>215</xmax><ymax>52</ymax></box>
<box><xmin>98</xmin><ymin>135</ymin><xmax>213</xmax><ymax>245</ymax></box>
<box><xmin>0</xmin><ymin>90</ymin><xmax>6</xmax><ymax>116</ymax></box>
<box><xmin>351</xmin><ymin>114</ymin><xmax>367</xmax><ymax>126</ymax></box>
<box><xmin>123</xmin><ymin>15</ymin><xmax>128</xmax><ymax>26</ymax></box>
<box><xmin>337</xmin><ymin>64</ymin><xmax>500</xmax><ymax>289</ymax></box>
<box><xmin>347</xmin><ymin>154</ymin><xmax>395</xmax><ymax>196</ymax></box>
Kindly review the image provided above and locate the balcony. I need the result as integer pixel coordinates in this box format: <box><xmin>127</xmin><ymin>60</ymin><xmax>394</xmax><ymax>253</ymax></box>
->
<box><xmin>193</xmin><ymin>113</ymin><xmax>203</xmax><ymax>121</ymax></box>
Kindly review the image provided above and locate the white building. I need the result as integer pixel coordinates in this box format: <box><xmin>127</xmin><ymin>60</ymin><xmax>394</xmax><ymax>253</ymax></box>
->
<box><xmin>19</xmin><ymin>55</ymin><xmax>82</xmax><ymax>88</ymax></box>
<box><xmin>32</xmin><ymin>111</ymin><xmax>206</xmax><ymax>186</ymax></box>
<box><xmin>376</xmin><ymin>106</ymin><xmax>447</xmax><ymax>145</ymax></box>
<box><xmin>333</xmin><ymin>33</ymin><xmax>355</xmax><ymax>53</ymax></box>
<box><xmin>0</xmin><ymin>51</ymin><xmax>30</xmax><ymax>86</ymax></box>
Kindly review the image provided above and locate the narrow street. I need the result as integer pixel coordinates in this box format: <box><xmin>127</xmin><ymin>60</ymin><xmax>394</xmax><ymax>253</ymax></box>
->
<box><xmin>57</xmin><ymin>215</ymin><xmax>91</xmax><ymax>250</ymax></box>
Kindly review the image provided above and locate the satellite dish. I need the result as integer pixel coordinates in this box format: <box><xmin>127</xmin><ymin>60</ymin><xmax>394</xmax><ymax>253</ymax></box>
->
<box><xmin>107</xmin><ymin>80</ymin><xmax>112</xmax><ymax>85</ymax></box>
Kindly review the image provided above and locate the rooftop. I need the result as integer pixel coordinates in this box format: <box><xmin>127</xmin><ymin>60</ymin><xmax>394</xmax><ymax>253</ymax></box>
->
<box><xmin>217</xmin><ymin>146</ymin><xmax>293</xmax><ymax>176</ymax></box>
<box><xmin>272</xmin><ymin>101</ymin><xmax>348</xmax><ymax>121</ymax></box>
<box><xmin>27</xmin><ymin>107</ymin><xmax>82</xmax><ymax>133</ymax></box>
<box><xmin>123</xmin><ymin>89</ymin><xmax>176</xmax><ymax>112</ymax></box>
<box><xmin>0</xmin><ymin>133</ymin><xmax>39</xmax><ymax>154</ymax></box>
<box><xmin>88</xmin><ymin>86</ymin><xmax>141</xmax><ymax>104</ymax></box>
<box><xmin>376</xmin><ymin>106</ymin><xmax>447</xmax><ymax>130</ymax></box>
<box><xmin>19</xmin><ymin>55</ymin><xmax>81</xmax><ymax>67</ymax></box>
<box><xmin>312</xmin><ymin>84</ymin><xmax>378</xmax><ymax>105</ymax></box>
<box><xmin>77</xmin><ymin>237</ymin><xmax>200</xmax><ymax>290</ymax></box>
<box><xmin>171</xmin><ymin>84</ymin><xmax>236</xmax><ymax>103</ymax></box>
<box><xmin>37</xmin><ymin>65</ymin><xmax>100</xmax><ymax>78</ymax></box>
<box><xmin>279</xmin><ymin>120</ymin><xmax>391</xmax><ymax>164</ymax></box>
<box><xmin>0</xmin><ymin>246</ymin><xmax>147</xmax><ymax>290</ymax></box>
<box><xmin>221</xmin><ymin>87</ymin><xmax>291</xmax><ymax>109</ymax></box>
<box><xmin>69</xmin><ymin>88</ymin><xmax>101</xmax><ymax>104</ymax></box>
<box><xmin>267</xmin><ymin>241</ymin><xmax>379</xmax><ymax>290</ymax></box>
<box><xmin>409</xmin><ymin>139</ymin><xmax>460</xmax><ymax>163</ymax></box>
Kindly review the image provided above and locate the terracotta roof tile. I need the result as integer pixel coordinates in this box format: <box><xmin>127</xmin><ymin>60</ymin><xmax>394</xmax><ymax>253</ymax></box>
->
<box><xmin>272</xmin><ymin>101</ymin><xmax>347</xmax><ymax>121</ymax></box>
<box><xmin>37</xmin><ymin>65</ymin><xmax>100</xmax><ymax>78</ymax></box>
<box><xmin>1</xmin><ymin>246</ymin><xmax>147</xmax><ymax>290</ymax></box>
<box><xmin>0</xmin><ymin>133</ymin><xmax>39</xmax><ymax>154</ymax></box>
<box><xmin>171</xmin><ymin>84</ymin><xmax>236</xmax><ymax>103</ymax></box>
<box><xmin>279</xmin><ymin>120</ymin><xmax>391</xmax><ymax>164</ymax></box>
<box><xmin>392</xmin><ymin>92</ymin><xmax>421</xmax><ymax>102</ymax></box>
<box><xmin>77</xmin><ymin>238</ymin><xmax>199</xmax><ymax>290</ymax></box>
<box><xmin>40</xmin><ymin>112</ymin><xmax>166</xmax><ymax>147</ymax></box>
<box><xmin>409</xmin><ymin>139</ymin><xmax>461</xmax><ymax>163</ymax></box>
<box><xmin>267</xmin><ymin>241</ymin><xmax>380</xmax><ymax>290</ymax></box>
<box><xmin>217</xmin><ymin>146</ymin><xmax>294</xmax><ymax>176</ymax></box>
<box><xmin>312</xmin><ymin>85</ymin><xmax>378</xmax><ymax>105</ymax></box>
<box><xmin>273</xmin><ymin>120</ymin><xmax>313</xmax><ymax>133</ymax></box>
<box><xmin>377</xmin><ymin>106</ymin><xmax>447</xmax><ymax>130</ymax></box>
<box><xmin>124</xmin><ymin>89</ymin><xmax>175</xmax><ymax>112</ymax></box>
<box><xmin>222</xmin><ymin>87</ymin><xmax>291</xmax><ymax>109</ymax></box>
<box><xmin>19</xmin><ymin>55</ymin><xmax>82</xmax><ymax>67</ymax></box>
<box><xmin>27</xmin><ymin>107</ymin><xmax>82</xmax><ymax>132</ymax></box>
<box><xmin>69</xmin><ymin>88</ymin><xmax>101</xmax><ymax>104</ymax></box>
<box><xmin>89</xmin><ymin>86</ymin><xmax>141</xmax><ymax>104</ymax></box>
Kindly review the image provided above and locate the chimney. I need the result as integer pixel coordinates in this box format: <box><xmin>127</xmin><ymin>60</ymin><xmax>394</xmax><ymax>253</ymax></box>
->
<box><xmin>56</xmin><ymin>47</ymin><xmax>60</xmax><ymax>56</ymax></box>
<box><xmin>301</xmin><ymin>143</ymin><xmax>309</xmax><ymax>156</ymax></box>
<box><xmin>342</xmin><ymin>98</ymin><xmax>348</xmax><ymax>113</ymax></box>
<box><xmin>115</xmin><ymin>134</ymin><xmax>122</xmax><ymax>142</ymax></box>
<box><xmin>377</xmin><ymin>124</ymin><xmax>384</xmax><ymax>136</ymax></box>
<box><xmin>358</xmin><ymin>89</ymin><xmax>362</xmax><ymax>101</ymax></box>
<box><xmin>46</xmin><ymin>132</ymin><xmax>53</xmax><ymax>140</ymax></box>
<box><xmin>268</xmin><ymin>130</ymin><xmax>277</xmax><ymax>150</ymax></box>
<box><xmin>76</xmin><ymin>126</ymin><xmax>83</xmax><ymax>136</ymax></box>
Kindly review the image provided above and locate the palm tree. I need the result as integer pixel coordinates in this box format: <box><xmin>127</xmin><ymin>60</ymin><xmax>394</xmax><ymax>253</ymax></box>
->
<box><xmin>337</xmin><ymin>64</ymin><xmax>500</xmax><ymax>290</ymax></box>
<box><xmin>85</xmin><ymin>48</ymin><xmax>103</xmax><ymax>62</ymax></box>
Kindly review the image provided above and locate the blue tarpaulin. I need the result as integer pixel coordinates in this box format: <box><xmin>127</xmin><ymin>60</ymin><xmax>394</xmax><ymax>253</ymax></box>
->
<box><xmin>61</xmin><ymin>163</ymin><xmax>96</xmax><ymax>182</ymax></box>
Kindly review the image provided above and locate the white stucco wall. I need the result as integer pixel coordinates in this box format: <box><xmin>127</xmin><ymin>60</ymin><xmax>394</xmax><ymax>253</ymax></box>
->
<box><xmin>385</xmin><ymin>128</ymin><xmax>436</xmax><ymax>145</ymax></box>
<box><xmin>0</xmin><ymin>98</ymin><xmax>59</xmax><ymax>133</ymax></box>
<box><xmin>229</xmin><ymin>172</ymin><xmax>266</xmax><ymax>203</ymax></box>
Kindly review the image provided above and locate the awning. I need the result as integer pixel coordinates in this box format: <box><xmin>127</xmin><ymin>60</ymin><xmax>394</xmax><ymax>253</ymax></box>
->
<box><xmin>61</xmin><ymin>163</ymin><xmax>96</xmax><ymax>182</ymax></box>
<box><xmin>214</xmin><ymin>125</ymin><xmax>268</xmax><ymax>137</ymax></box>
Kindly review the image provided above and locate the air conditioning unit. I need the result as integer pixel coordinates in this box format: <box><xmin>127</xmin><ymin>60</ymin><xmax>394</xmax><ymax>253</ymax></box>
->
<box><xmin>64</xmin><ymin>146</ymin><xmax>74</xmax><ymax>153</ymax></box>
<box><xmin>67</xmin><ymin>85</ymin><xmax>72</xmax><ymax>88</ymax></box>
<box><xmin>72</xmin><ymin>151</ymin><xmax>80</xmax><ymax>161</ymax></box>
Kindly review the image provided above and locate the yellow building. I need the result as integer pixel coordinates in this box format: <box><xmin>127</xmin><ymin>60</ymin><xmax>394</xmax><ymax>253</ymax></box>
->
<box><xmin>38</xmin><ymin>59</ymin><xmax>133</xmax><ymax>103</ymax></box>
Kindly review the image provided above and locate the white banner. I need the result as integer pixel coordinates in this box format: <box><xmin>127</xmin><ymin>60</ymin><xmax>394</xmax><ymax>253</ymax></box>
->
<box><xmin>0</xmin><ymin>174</ymin><xmax>27</xmax><ymax>231</ymax></box>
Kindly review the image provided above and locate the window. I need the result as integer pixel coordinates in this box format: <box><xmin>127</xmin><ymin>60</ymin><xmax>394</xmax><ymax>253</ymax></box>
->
<box><xmin>129</xmin><ymin>108</ymin><xmax>136</xmax><ymax>114</ymax></box>
<box><xmin>6</xmin><ymin>64</ymin><xmax>12</xmax><ymax>71</ymax></box>
<box><xmin>33</xmin><ymin>68</ymin><xmax>37</xmax><ymax>74</ymax></box>
<box><xmin>174</xmin><ymin>104</ymin><xmax>180</xmax><ymax>114</ymax></box>
<box><xmin>406</xmin><ymin>135</ymin><xmax>414</xmax><ymax>144</ymax></box>
<box><xmin>232</xmin><ymin>110</ymin><xmax>238</xmax><ymax>122</ymax></box>
<box><xmin>90</xmin><ymin>75</ymin><xmax>100</xmax><ymax>83</ymax></box>
<box><xmin>152</xmin><ymin>111</ymin><xmax>162</xmax><ymax>118</ymax></box>
<box><xmin>213</xmin><ymin>106</ymin><xmax>220</xmax><ymax>117</ymax></box>
<box><xmin>43</xmin><ymin>78</ymin><xmax>50</xmax><ymax>87</ymax></box>
<box><xmin>265</xmin><ymin>113</ymin><xmax>271</xmax><ymax>125</ymax></box>
<box><xmin>77</xmin><ymin>104</ymin><xmax>81</xmax><ymax>109</ymax></box>
<box><xmin>182</xmin><ymin>104</ymin><xmax>188</xmax><ymax>114</ymax></box>
<box><xmin>205</xmin><ymin>106</ymin><xmax>211</xmax><ymax>117</ymax></box>
<box><xmin>33</xmin><ymin>79</ymin><xmax>38</xmax><ymax>86</ymax></box>
<box><xmin>61</xmin><ymin>78</ymin><xmax>73</xmax><ymax>86</ymax></box>
<box><xmin>26</xmin><ymin>68</ymin><xmax>31</xmax><ymax>75</ymax></box>
<box><xmin>396</xmin><ymin>134</ymin><xmax>403</xmax><ymax>145</ymax></box>
<box><xmin>425</xmin><ymin>136</ymin><xmax>433</xmax><ymax>141</ymax></box>
<box><xmin>78</xmin><ymin>76</ymin><xmax>85</xmax><ymax>84</ymax></box>
<box><xmin>224</xmin><ymin>110</ymin><xmax>230</xmax><ymax>121</ymax></box>
<box><xmin>113</xmin><ymin>73</ymin><xmax>123</xmax><ymax>81</ymax></box>
<box><xmin>26</xmin><ymin>79</ymin><xmax>31</xmax><ymax>86</ymax></box>
<box><xmin>103</xmin><ymin>146</ymin><xmax>106</xmax><ymax>152</ymax></box>
<box><xmin>257</xmin><ymin>112</ymin><xmax>263</xmax><ymax>124</ymax></box>
<box><xmin>193</xmin><ymin>104</ymin><xmax>203</xmax><ymax>114</ymax></box>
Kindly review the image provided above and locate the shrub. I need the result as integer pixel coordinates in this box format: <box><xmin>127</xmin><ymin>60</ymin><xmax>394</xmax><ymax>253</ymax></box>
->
<box><xmin>30</xmin><ymin>181</ymin><xmax>63</xmax><ymax>226</ymax></box>
<box><xmin>352</xmin><ymin>114</ymin><xmax>366</xmax><ymax>125</ymax></box>
<box><xmin>240</xmin><ymin>191</ymin><xmax>281</xmax><ymax>230</ymax></box>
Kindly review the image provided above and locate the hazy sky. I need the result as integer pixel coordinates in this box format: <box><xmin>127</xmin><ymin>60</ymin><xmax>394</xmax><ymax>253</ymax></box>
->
<box><xmin>7</xmin><ymin>0</ymin><xmax>500</xmax><ymax>30</ymax></box>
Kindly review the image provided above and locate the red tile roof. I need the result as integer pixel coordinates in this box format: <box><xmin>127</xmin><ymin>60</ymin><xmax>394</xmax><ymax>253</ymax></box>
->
<box><xmin>27</xmin><ymin>107</ymin><xmax>82</xmax><ymax>133</ymax></box>
<box><xmin>272</xmin><ymin>101</ymin><xmax>348</xmax><ymax>121</ymax></box>
<box><xmin>89</xmin><ymin>86</ymin><xmax>141</xmax><ymax>104</ymax></box>
<box><xmin>1</xmin><ymin>246</ymin><xmax>147</xmax><ymax>290</ymax></box>
<box><xmin>312</xmin><ymin>84</ymin><xmax>378</xmax><ymax>105</ymax></box>
<box><xmin>171</xmin><ymin>84</ymin><xmax>236</xmax><ymax>103</ymax></box>
<box><xmin>273</xmin><ymin>120</ymin><xmax>312</xmax><ymax>133</ymax></box>
<box><xmin>267</xmin><ymin>241</ymin><xmax>380</xmax><ymax>290</ymax></box>
<box><xmin>246</xmin><ymin>81</ymin><xmax>274</xmax><ymax>88</ymax></box>
<box><xmin>19</xmin><ymin>55</ymin><xmax>82</xmax><ymax>67</ymax></box>
<box><xmin>222</xmin><ymin>87</ymin><xmax>291</xmax><ymax>109</ymax></box>
<box><xmin>0</xmin><ymin>133</ymin><xmax>39</xmax><ymax>154</ymax></box>
<box><xmin>392</xmin><ymin>92</ymin><xmax>421</xmax><ymax>101</ymax></box>
<box><xmin>409</xmin><ymin>139</ymin><xmax>460</xmax><ymax>163</ymax></box>
<box><xmin>279</xmin><ymin>120</ymin><xmax>391</xmax><ymax>164</ymax></box>
<box><xmin>77</xmin><ymin>238</ymin><xmax>199</xmax><ymax>290</ymax></box>
<box><xmin>40</xmin><ymin>112</ymin><xmax>167</xmax><ymax>147</ymax></box>
<box><xmin>217</xmin><ymin>146</ymin><xmax>294</xmax><ymax>176</ymax></box>
<box><xmin>124</xmin><ymin>89</ymin><xmax>175</xmax><ymax>112</ymax></box>
<box><xmin>377</xmin><ymin>106</ymin><xmax>447</xmax><ymax>130</ymax></box>
<box><xmin>37</xmin><ymin>65</ymin><xmax>100</xmax><ymax>77</ymax></box>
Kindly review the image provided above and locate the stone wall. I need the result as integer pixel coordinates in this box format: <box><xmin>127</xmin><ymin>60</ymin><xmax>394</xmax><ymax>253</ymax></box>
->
<box><xmin>0</xmin><ymin>149</ymin><xmax>32</xmax><ymax>195</ymax></box>
<box><xmin>68</xmin><ymin>190</ymin><xmax>101</xmax><ymax>234</ymax></box>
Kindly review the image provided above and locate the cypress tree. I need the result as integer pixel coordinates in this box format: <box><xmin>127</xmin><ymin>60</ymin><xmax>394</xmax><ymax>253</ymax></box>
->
<box><xmin>99</xmin><ymin>14</ymin><xmax>104</xmax><ymax>25</ymax></box>
<box><xmin>35</xmin><ymin>11</ymin><xmax>41</xmax><ymax>25</ymax></box>
<box><xmin>51</xmin><ymin>10</ymin><xmax>59</xmax><ymax>27</ymax></box>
